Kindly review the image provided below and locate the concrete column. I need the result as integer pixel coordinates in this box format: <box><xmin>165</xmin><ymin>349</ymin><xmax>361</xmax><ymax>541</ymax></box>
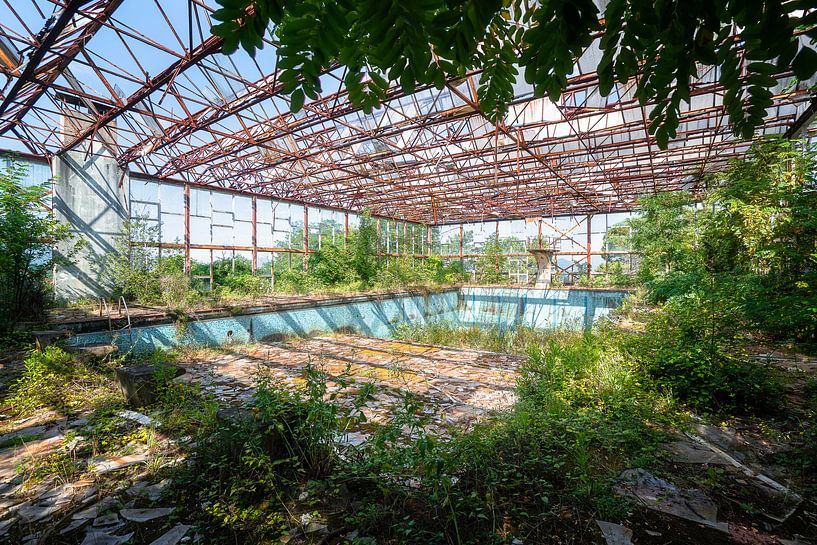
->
<box><xmin>529</xmin><ymin>249</ymin><xmax>554</xmax><ymax>288</ymax></box>
<box><xmin>52</xmin><ymin>149</ymin><xmax>129</xmax><ymax>302</ymax></box>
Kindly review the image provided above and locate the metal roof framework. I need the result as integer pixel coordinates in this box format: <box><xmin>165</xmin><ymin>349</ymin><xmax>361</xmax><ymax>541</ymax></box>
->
<box><xmin>1</xmin><ymin>0</ymin><xmax>816</xmax><ymax>225</ymax></box>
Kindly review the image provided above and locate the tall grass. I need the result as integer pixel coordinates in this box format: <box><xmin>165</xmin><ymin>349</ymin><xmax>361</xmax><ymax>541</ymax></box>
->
<box><xmin>394</xmin><ymin>321</ymin><xmax>569</xmax><ymax>354</ymax></box>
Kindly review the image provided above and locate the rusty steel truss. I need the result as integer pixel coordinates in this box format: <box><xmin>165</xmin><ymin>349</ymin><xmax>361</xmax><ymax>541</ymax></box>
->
<box><xmin>1</xmin><ymin>0</ymin><xmax>816</xmax><ymax>225</ymax></box>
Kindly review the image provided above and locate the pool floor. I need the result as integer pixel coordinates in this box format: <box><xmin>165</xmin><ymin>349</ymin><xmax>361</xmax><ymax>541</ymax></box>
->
<box><xmin>176</xmin><ymin>333</ymin><xmax>524</xmax><ymax>441</ymax></box>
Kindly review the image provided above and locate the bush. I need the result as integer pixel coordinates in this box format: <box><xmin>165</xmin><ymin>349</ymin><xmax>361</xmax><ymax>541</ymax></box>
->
<box><xmin>308</xmin><ymin>241</ymin><xmax>360</xmax><ymax>286</ymax></box>
<box><xmin>218</xmin><ymin>271</ymin><xmax>264</xmax><ymax>298</ymax></box>
<box><xmin>0</xmin><ymin>160</ymin><xmax>77</xmax><ymax>326</ymax></box>
<box><xmin>628</xmin><ymin>293</ymin><xmax>782</xmax><ymax>413</ymax></box>
<box><xmin>182</xmin><ymin>365</ymin><xmax>370</xmax><ymax>541</ymax></box>
<box><xmin>274</xmin><ymin>268</ymin><xmax>314</xmax><ymax>293</ymax></box>
<box><xmin>341</xmin><ymin>330</ymin><xmax>671</xmax><ymax>544</ymax></box>
<box><xmin>5</xmin><ymin>346</ymin><xmax>118</xmax><ymax>416</ymax></box>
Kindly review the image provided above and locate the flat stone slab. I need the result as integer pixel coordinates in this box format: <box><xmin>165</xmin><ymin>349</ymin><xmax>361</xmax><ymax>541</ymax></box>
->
<box><xmin>148</xmin><ymin>523</ymin><xmax>191</xmax><ymax>545</ymax></box>
<box><xmin>664</xmin><ymin>440</ymin><xmax>729</xmax><ymax>464</ymax></box>
<box><xmin>614</xmin><ymin>468</ymin><xmax>728</xmax><ymax>532</ymax></box>
<box><xmin>91</xmin><ymin>453</ymin><xmax>150</xmax><ymax>474</ymax></box>
<box><xmin>31</xmin><ymin>330</ymin><xmax>69</xmax><ymax>351</ymax></box>
<box><xmin>596</xmin><ymin>521</ymin><xmax>634</xmax><ymax>545</ymax></box>
<box><xmin>120</xmin><ymin>507</ymin><xmax>174</xmax><ymax>522</ymax></box>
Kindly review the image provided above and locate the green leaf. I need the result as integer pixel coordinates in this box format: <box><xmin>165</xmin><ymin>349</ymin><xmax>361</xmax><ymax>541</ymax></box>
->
<box><xmin>289</xmin><ymin>88</ymin><xmax>305</xmax><ymax>112</ymax></box>
<box><xmin>792</xmin><ymin>46</ymin><xmax>817</xmax><ymax>81</ymax></box>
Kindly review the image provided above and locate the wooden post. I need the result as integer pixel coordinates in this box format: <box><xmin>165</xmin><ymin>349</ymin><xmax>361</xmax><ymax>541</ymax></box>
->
<box><xmin>426</xmin><ymin>225</ymin><xmax>432</xmax><ymax>257</ymax></box>
<box><xmin>303</xmin><ymin>205</ymin><xmax>309</xmax><ymax>271</ymax></box>
<box><xmin>251</xmin><ymin>195</ymin><xmax>257</xmax><ymax>274</ymax></box>
<box><xmin>183</xmin><ymin>183</ymin><xmax>191</xmax><ymax>275</ymax></box>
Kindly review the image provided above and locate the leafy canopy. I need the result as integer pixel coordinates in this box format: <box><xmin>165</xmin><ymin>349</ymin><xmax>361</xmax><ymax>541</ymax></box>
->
<box><xmin>212</xmin><ymin>0</ymin><xmax>817</xmax><ymax>148</ymax></box>
<box><xmin>0</xmin><ymin>160</ymin><xmax>76</xmax><ymax>325</ymax></box>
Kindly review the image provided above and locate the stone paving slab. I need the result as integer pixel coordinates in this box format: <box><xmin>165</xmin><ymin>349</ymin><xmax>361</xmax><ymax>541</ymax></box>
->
<box><xmin>178</xmin><ymin>334</ymin><xmax>524</xmax><ymax>437</ymax></box>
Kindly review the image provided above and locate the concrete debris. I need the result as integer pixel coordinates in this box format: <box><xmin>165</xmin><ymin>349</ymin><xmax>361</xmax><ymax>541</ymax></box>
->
<box><xmin>664</xmin><ymin>440</ymin><xmax>729</xmax><ymax>464</ymax></box>
<box><xmin>73</xmin><ymin>504</ymin><xmax>99</xmax><ymax>520</ymax></box>
<box><xmin>0</xmin><ymin>434</ymin><xmax>64</xmax><ymax>480</ymax></box>
<box><xmin>614</xmin><ymin>468</ymin><xmax>728</xmax><ymax>532</ymax></box>
<box><xmin>92</xmin><ymin>453</ymin><xmax>150</xmax><ymax>474</ymax></box>
<box><xmin>60</xmin><ymin>517</ymin><xmax>92</xmax><ymax>535</ymax></box>
<box><xmin>179</xmin><ymin>334</ymin><xmax>524</xmax><ymax>441</ymax></box>
<box><xmin>92</xmin><ymin>513</ymin><xmax>122</xmax><ymax>528</ymax></box>
<box><xmin>120</xmin><ymin>507</ymin><xmax>174</xmax><ymax>522</ymax></box>
<box><xmin>80</xmin><ymin>528</ymin><xmax>134</xmax><ymax>545</ymax></box>
<box><xmin>596</xmin><ymin>521</ymin><xmax>635</xmax><ymax>545</ymax></box>
<box><xmin>116</xmin><ymin>410</ymin><xmax>158</xmax><ymax>428</ymax></box>
<box><xmin>148</xmin><ymin>524</ymin><xmax>191</xmax><ymax>545</ymax></box>
<box><xmin>684</xmin><ymin>432</ymin><xmax>802</xmax><ymax>521</ymax></box>
<box><xmin>304</xmin><ymin>522</ymin><xmax>329</xmax><ymax>534</ymax></box>
<box><xmin>16</xmin><ymin>482</ymin><xmax>93</xmax><ymax>523</ymax></box>
<box><xmin>127</xmin><ymin>479</ymin><xmax>171</xmax><ymax>502</ymax></box>
<box><xmin>68</xmin><ymin>417</ymin><xmax>90</xmax><ymax>428</ymax></box>
<box><xmin>0</xmin><ymin>517</ymin><xmax>15</xmax><ymax>535</ymax></box>
<box><xmin>0</xmin><ymin>424</ymin><xmax>48</xmax><ymax>445</ymax></box>
<box><xmin>779</xmin><ymin>539</ymin><xmax>816</xmax><ymax>545</ymax></box>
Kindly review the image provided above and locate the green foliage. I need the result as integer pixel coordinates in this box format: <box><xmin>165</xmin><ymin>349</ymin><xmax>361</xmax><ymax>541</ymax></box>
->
<box><xmin>212</xmin><ymin>255</ymin><xmax>253</xmax><ymax>285</ymax></box>
<box><xmin>106</xmin><ymin>216</ymin><xmax>199</xmax><ymax>306</ymax></box>
<box><xmin>0</xmin><ymin>160</ymin><xmax>76</xmax><ymax>326</ymax></box>
<box><xmin>395</xmin><ymin>321</ymin><xmax>559</xmax><ymax>355</ymax></box>
<box><xmin>309</xmin><ymin>240</ymin><xmax>360</xmax><ymax>286</ymax></box>
<box><xmin>626</xmin><ymin>291</ymin><xmax>782</xmax><ymax>413</ymax></box>
<box><xmin>340</xmin><ymin>329</ymin><xmax>672</xmax><ymax>544</ymax></box>
<box><xmin>474</xmin><ymin>237</ymin><xmax>507</xmax><ymax>284</ymax></box>
<box><xmin>274</xmin><ymin>267</ymin><xmax>315</xmax><ymax>294</ymax></box>
<box><xmin>5</xmin><ymin>346</ymin><xmax>119</xmax><ymax>416</ymax></box>
<box><xmin>350</xmin><ymin>212</ymin><xmax>380</xmax><ymax>285</ymax></box>
<box><xmin>211</xmin><ymin>0</ymin><xmax>817</xmax><ymax>145</ymax></box>
<box><xmin>217</xmin><ymin>271</ymin><xmax>264</xmax><ymax>298</ymax></box>
<box><xmin>183</xmin><ymin>364</ymin><xmax>371</xmax><ymax>541</ymax></box>
<box><xmin>628</xmin><ymin>138</ymin><xmax>817</xmax><ymax>345</ymax></box>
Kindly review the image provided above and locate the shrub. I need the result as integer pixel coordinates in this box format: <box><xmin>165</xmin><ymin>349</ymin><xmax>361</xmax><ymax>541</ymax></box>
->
<box><xmin>5</xmin><ymin>346</ymin><xmax>118</xmax><ymax>416</ymax></box>
<box><xmin>274</xmin><ymin>267</ymin><xmax>314</xmax><ymax>293</ymax></box>
<box><xmin>308</xmin><ymin>240</ymin><xmax>360</xmax><ymax>286</ymax></box>
<box><xmin>628</xmin><ymin>293</ymin><xmax>782</xmax><ymax>413</ymax></box>
<box><xmin>0</xmin><ymin>160</ymin><xmax>77</xmax><ymax>326</ymax></box>
<box><xmin>341</xmin><ymin>330</ymin><xmax>671</xmax><ymax>544</ymax></box>
<box><xmin>218</xmin><ymin>271</ymin><xmax>264</xmax><ymax>298</ymax></box>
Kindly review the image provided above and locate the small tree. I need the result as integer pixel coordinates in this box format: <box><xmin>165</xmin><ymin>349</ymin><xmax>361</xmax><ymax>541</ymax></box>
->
<box><xmin>0</xmin><ymin>160</ymin><xmax>76</xmax><ymax>326</ymax></box>
<box><xmin>105</xmin><ymin>216</ymin><xmax>193</xmax><ymax>306</ymax></box>
<box><xmin>106</xmin><ymin>216</ymin><xmax>162</xmax><ymax>302</ymax></box>
<box><xmin>475</xmin><ymin>237</ymin><xmax>507</xmax><ymax>284</ymax></box>
<box><xmin>350</xmin><ymin>212</ymin><xmax>380</xmax><ymax>286</ymax></box>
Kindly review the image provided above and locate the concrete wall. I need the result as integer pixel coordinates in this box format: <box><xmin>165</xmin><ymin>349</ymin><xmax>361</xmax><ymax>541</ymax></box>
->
<box><xmin>52</xmin><ymin>150</ymin><xmax>129</xmax><ymax>302</ymax></box>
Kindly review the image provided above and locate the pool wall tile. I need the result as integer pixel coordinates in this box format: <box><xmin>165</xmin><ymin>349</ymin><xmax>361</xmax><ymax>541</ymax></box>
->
<box><xmin>65</xmin><ymin>288</ymin><xmax>626</xmax><ymax>353</ymax></box>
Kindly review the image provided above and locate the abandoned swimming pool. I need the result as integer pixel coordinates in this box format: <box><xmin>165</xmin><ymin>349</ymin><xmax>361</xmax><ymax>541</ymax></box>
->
<box><xmin>63</xmin><ymin>287</ymin><xmax>628</xmax><ymax>353</ymax></box>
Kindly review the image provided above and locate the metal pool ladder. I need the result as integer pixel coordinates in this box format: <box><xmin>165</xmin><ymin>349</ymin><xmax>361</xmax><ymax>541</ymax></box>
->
<box><xmin>98</xmin><ymin>296</ymin><xmax>134</xmax><ymax>342</ymax></box>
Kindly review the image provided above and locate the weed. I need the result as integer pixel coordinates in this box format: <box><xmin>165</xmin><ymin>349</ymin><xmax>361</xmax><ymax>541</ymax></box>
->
<box><xmin>4</xmin><ymin>346</ymin><xmax>119</xmax><ymax>416</ymax></box>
